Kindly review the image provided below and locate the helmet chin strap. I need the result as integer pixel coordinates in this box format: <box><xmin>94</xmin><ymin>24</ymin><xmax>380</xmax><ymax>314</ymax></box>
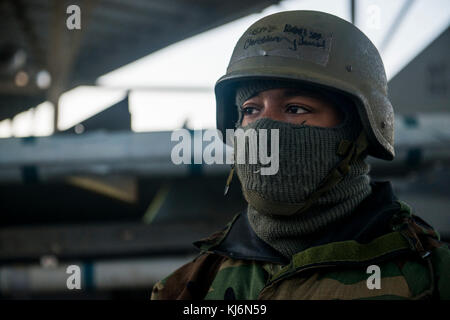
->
<box><xmin>242</xmin><ymin>131</ymin><xmax>368</xmax><ymax>216</ymax></box>
<box><xmin>224</xmin><ymin>134</ymin><xmax>240</xmax><ymax>196</ymax></box>
<box><xmin>224</xmin><ymin>164</ymin><xmax>235</xmax><ymax>196</ymax></box>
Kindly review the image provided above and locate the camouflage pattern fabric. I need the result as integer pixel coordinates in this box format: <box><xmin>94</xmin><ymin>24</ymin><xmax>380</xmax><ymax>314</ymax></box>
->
<box><xmin>151</xmin><ymin>197</ymin><xmax>450</xmax><ymax>300</ymax></box>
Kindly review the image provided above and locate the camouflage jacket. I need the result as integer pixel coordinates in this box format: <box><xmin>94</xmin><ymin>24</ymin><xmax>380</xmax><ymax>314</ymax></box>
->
<box><xmin>151</xmin><ymin>182</ymin><xmax>450</xmax><ymax>300</ymax></box>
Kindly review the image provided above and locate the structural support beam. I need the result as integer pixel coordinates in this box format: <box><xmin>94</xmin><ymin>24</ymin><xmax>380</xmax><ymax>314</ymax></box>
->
<box><xmin>48</xmin><ymin>0</ymin><xmax>65</xmax><ymax>133</ymax></box>
<box><xmin>47</xmin><ymin>0</ymin><xmax>97</xmax><ymax>133</ymax></box>
<box><xmin>9</xmin><ymin>0</ymin><xmax>46</xmax><ymax>71</ymax></box>
<box><xmin>380</xmin><ymin>0</ymin><xmax>415</xmax><ymax>52</ymax></box>
<box><xmin>350</xmin><ymin>0</ymin><xmax>356</xmax><ymax>25</ymax></box>
<box><xmin>95</xmin><ymin>84</ymin><xmax>212</xmax><ymax>93</ymax></box>
<box><xmin>0</xmin><ymin>256</ymin><xmax>196</xmax><ymax>293</ymax></box>
<box><xmin>0</xmin><ymin>221</ymin><xmax>219</xmax><ymax>262</ymax></box>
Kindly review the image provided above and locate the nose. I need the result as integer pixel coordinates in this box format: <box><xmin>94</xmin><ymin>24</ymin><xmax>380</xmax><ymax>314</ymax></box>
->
<box><xmin>259</xmin><ymin>99</ymin><xmax>284</xmax><ymax>122</ymax></box>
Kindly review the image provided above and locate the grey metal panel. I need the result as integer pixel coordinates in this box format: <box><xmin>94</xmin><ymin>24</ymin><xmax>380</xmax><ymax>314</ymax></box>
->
<box><xmin>0</xmin><ymin>221</ymin><xmax>217</xmax><ymax>262</ymax></box>
<box><xmin>0</xmin><ymin>255</ymin><xmax>196</xmax><ymax>293</ymax></box>
<box><xmin>0</xmin><ymin>129</ymin><xmax>231</xmax><ymax>182</ymax></box>
<box><xmin>1</xmin><ymin>115</ymin><xmax>449</xmax><ymax>182</ymax></box>
<box><xmin>61</xmin><ymin>95</ymin><xmax>131</xmax><ymax>134</ymax></box>
<box><xmin>0</xmin><ymin>131</ymin><xmax>175</xmax><ymax>165</ymax></box>
<box><xmin>388</xmin><ymin>26</ymin><xmax>450</xmax><ymax>114</ymax></box>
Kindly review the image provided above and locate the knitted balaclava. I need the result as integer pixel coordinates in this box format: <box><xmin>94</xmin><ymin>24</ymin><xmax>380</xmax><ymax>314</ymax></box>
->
<box><xmin>233</xmin><ymin>79</ymin><xmax>371</xmax><ymax>259</ymax></box>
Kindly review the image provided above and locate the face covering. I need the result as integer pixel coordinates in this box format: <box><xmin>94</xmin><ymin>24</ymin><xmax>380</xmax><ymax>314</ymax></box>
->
<box><xmin>234</xmin><ymin>112</ymin><xmax>371</xmax><ymax>259</ymax></box>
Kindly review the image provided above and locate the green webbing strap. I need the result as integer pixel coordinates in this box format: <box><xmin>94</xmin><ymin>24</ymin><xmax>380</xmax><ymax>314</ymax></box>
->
<box><xmin>392</xmin><ymin>204</ymin><xmax>439</xmax><ymax>300</ymax></box>
<box><xmin>270</xmin><ymin>231</ymin><xmax>411</xmax><ymax>282</ymax></box>
<box><xmin>224</xmin><ymin>165</ymin><xmax>235</xmax><ymax>195</ymax></box>
<box><xmin>293</xmin><ymin>130</ymin><xmax>369</xmax><ymax>215</ymax></box>
<box><xmin>224</xmin><ymin>135</ymin><xmax>239</xmax><ymax>195</ymax></box>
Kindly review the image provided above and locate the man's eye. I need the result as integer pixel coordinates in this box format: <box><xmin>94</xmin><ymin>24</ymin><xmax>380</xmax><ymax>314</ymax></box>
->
<box><xmin>242</xmin><ymin>106</ymin><xmax>259</xmax><ymax>115</ymax></box>
<box><xmin>286</xmin><ymin>105</ymin><xmax>309</xmax><ymax>114</ymax></box>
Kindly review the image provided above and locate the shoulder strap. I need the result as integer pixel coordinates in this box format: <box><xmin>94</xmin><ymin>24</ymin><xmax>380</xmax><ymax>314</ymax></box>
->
<box><xmin>391</xmin><ymin>200</ymin><xmax>443</xmax><ymax>299</ymax></box>
<box><xmin>269</xmin><ymin>231</ymin><xmax>411</xmax><ymax>283</ymax></box>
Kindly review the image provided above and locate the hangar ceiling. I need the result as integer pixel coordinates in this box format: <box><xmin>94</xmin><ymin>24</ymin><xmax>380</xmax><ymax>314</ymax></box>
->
<box><xmin>0</xmin><ymin>0</ymin><xmax>280</xmax><ymax>121</ymax></box>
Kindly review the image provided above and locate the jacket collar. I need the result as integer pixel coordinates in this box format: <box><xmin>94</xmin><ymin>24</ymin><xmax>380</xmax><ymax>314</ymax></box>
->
<box><xmin>194</xmin><ymin>181</ymin><xmax>403</xmax><ymax>264</ymax></box>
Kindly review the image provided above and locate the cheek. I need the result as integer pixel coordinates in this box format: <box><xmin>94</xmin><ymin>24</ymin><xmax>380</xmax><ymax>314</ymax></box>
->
<box><xmin>241</xmin><ymin>118</ymin><xmax>249</xmax><ymax>126</ymax></box>
<box><xmin>306</xmin><ymin>115</ymin><xmax>335</xmax><ymax>128</ymax></box>
<box><xmin>318</xmin><ymin>110</ymin><xmax>343</xmax><ymax>127</ymax></box>
<box><xmin>328</xmin><ymin>108</ymin><xmax>344</xmax><ymax>127</ymax></box>
<box><xmin>302</xmin><ymin>104</ymin><xmax>343</xmax><ymax>127</ymax></box>
<box><xmin>286</xmin><ymin>111</ymin><xmax>341</xmax><ymax>128</ymax></box>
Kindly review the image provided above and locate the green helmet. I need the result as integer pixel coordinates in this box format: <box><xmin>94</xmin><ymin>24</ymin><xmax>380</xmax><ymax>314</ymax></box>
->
<box><xmin>215</xmin><ymin>10</ymin><xmax>394</xmax><ymax>160</ymax></box>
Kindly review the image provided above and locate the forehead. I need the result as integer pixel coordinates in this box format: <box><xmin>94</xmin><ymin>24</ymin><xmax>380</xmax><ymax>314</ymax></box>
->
<box><xmin>248</xmin><ymin>87</ymin><xmax>333</xmax><ymax>103</ymax></box>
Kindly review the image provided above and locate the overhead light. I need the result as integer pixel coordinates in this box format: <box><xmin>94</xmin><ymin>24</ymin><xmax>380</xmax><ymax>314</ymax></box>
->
<box><xmin>15</xmin><ymin>70</ymin><xmax>29</xmax><ymax>87</ymax></box>
<box><xmin>36</xmin><ymin>70</ymin><xmax>52</xmax><ymax>89</ymax></box>
<box><xmin>74</xmin><ymin>123</ymin><xmax>85</xmax><ymax>134</ymax></box>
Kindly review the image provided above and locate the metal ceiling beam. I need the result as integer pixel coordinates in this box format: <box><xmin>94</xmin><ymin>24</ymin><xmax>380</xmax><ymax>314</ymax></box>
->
<box><xmin>94</xmin><ymin>84</ymin><xmax>212</xmax><ymax>93</ymax></box>
<box><xmin>9</xmin><ymin>0</ymin><xmax>46</xmax><ymax>70</ymax></box>
<box><xmin>0</xmin><ymin>0</ymin><xmax>282</xmax><ymax>123</ymax></box>
<box><xmin>350</xmin><ymin>0</ymin><xmax>356</xmax><ymax>25</ymax></box>
<box><xmin>104</xmin><ymin>0</ymin><xmax>199</xmax><ymax>16</ymax></box>
<box><xmin>380</xmin><ymin>0</ymin><xmax>416</xmax><ymax>52</ymax></box>
<box><xmin>47</xmin><ymin>0</ymin><xmax>97</xmax><ymax>132</ymax></box>
<box><xmin>0</xmin><ymin>221</ymin><xmax>215</xmax><ymax>263</ymax></box>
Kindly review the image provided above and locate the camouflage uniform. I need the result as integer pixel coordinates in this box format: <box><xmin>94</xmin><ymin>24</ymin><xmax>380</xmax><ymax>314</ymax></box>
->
<box><xmin>151</xmin><ymin>182</ymin><xmax>450</xmax><ymax>300</ymax></box>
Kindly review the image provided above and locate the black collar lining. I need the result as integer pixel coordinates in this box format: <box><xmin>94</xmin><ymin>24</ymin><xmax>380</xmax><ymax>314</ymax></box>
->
<box><xmin>204</xmin><ymin>181</ymin><xmax>401</xmax><ymax>264</ymax></box>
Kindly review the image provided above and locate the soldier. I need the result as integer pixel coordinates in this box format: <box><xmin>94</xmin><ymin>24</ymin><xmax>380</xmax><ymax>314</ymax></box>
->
<box><xmin>151</xmin><ymin>10</ymin><xmax>450</xmax><ymax>300</ymax></box>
